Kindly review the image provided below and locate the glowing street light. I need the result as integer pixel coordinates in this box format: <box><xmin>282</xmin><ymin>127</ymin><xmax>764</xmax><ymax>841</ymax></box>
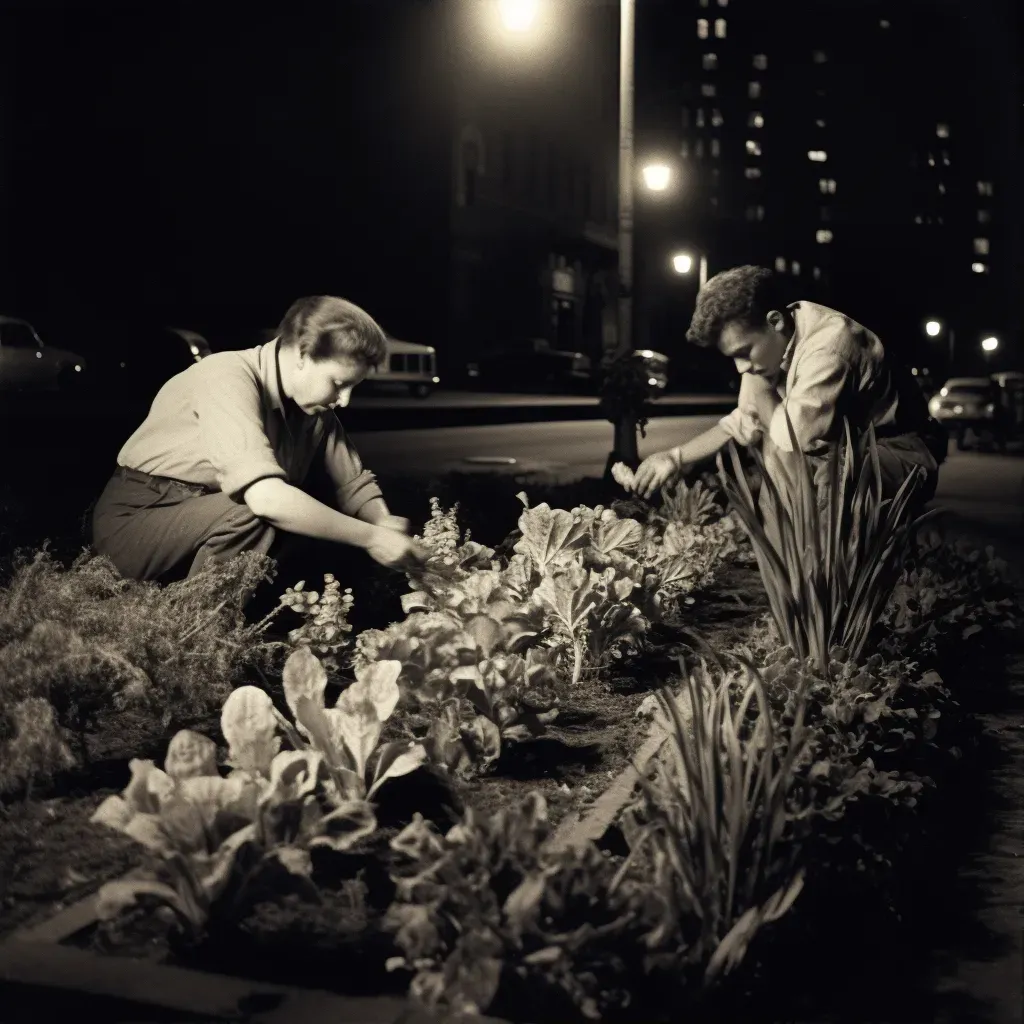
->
<box><xmin>925</xmin><ymin>319</ymin><xmax>942</xmax><ymax>338</ymax></box>
<box><xmin>641</xmin><ymin>163</ymin><xmax>671</xmax><ymax>191</ymax></box>
<box><xmin>671</xmin><ymin>250</ymin><xmax>709</xmax><ymax>288</ymax></box>
<box><xmin>981</xmin><ymin>336</ymin><xmax>999</xmax><ymax>353</ymax></box>
<box><xmin>498</xmin><ymin>0</ymin><xmax>539</xmax><ymax>32</ymax></box>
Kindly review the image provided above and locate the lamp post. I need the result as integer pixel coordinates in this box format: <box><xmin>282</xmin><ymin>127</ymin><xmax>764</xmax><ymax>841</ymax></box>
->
<box><xmin>924</xmin><ymin>318</ymin><xmax>955</xmax><ymax>371</ymax></box>
<box><xmin>671</xmin><ymin>250</ymin><xmax>708</xmax><ymax>289</ymax></box>
<box><xmin>981</xmin><ymin>336</ymin><xmax>999</xmax><ymax>366</ymax></box>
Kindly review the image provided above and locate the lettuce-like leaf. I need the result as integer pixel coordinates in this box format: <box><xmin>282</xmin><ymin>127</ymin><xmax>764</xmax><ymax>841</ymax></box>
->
<box><xmin>221</xmin><ymin>686</ymin><xmax>281</xmax><ymax>775</ymax></box>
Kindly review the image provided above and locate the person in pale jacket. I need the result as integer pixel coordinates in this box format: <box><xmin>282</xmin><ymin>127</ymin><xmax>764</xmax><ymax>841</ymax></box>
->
<box><xmin>629</xmin><ymin>265</ymin><xmax>939</xmax><ymax>510</ymax></box>
<box><xmin>91</xmin><ymin>295</ymin><xmax>427</xmax><ymax>593</ymax></box>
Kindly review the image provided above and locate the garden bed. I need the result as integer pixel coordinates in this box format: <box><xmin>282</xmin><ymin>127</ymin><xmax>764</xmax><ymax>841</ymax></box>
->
<box><xmin>2</xmin><ymin>453</ymin><xmax>1022</xmax><ymax>1023</ymax></box>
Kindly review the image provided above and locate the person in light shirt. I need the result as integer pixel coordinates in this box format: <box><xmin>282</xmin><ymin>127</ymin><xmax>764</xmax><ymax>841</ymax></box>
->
<box><xmin>630</xmin><ymin>265</ymin><xmax>940</xmax><ymax>506</ymax></box>
<box><xmin>91</xmin><ymin>295</ymin><xmax>427</xmax><ymax>593</ymax></box>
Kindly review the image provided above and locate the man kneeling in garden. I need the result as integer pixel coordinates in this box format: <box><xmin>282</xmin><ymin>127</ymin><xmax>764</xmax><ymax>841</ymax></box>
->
<box><xmin>630</xmin><ymin>265</ymin><xmax>940</xmax><ymax>510</ymax></box>
<box><xmin>91</xmin><ymin>295</ymin><xmax>427</xmax><ymax>595</ymax></box>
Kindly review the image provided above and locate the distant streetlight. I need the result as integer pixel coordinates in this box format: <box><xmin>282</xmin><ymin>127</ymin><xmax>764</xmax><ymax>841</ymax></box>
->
<box><xmin>641</xmin><ymin>163</ymin><xmax>671</xmax><ymax>191</ymax></box>
<box><xmin>671</xmin><ymin>249</ymin><xmax>709</xmax><ymax>288</ymax></box>
<box><xmin>498</xmin><ymin>0</ymin><xmax>539</xmax><ymax>32</ymax></box>
<box><xmin>925</xmin><ymin>319</ymin><xmax>941</xmax><ymax>338</ymax></box>
<box><xmin>981</xmin><ymin>336</ymin><xmax>999</xmax><ymax>353</ymax></box>
<box><xmin>924</xmin><ymin>317</ymin><xmax>954</xmax><ymax>368</ymax></box>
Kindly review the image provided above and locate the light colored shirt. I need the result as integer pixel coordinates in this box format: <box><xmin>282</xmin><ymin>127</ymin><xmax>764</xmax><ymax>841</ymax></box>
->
<box><xmin>719</xmin><ymin>301</ymin><xmax>924</xmax><ymax>454</ymax></box>
<box><xmin>117</xmin><ymin>339</ymin><xmax>383</xmax><ymax>514</ymax></box>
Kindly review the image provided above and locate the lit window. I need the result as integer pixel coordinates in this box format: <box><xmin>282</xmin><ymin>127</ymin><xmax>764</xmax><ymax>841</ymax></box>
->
<box><xmin>697</xmin><ymin>18</ymin><xmax>709</xmax><ymax>38</ymax></box>
<box><xmin>815</xmin><ymin>118</ymin><xmax>826</xmax><ymax>128</ymax></box>
<box><xmin>748</xmin><ymin>81</ymin><xmax>762</xmax><ymax>99</ymax></box>
<box><xmin>715</xmin><ymin>18</ymin><xmax>727</xmax><ymax>37</ymax></box>
<box><xmin>816</xmin><ymin>229</ymin><xmax>833</xmax><ymax>244</ymax></box>
<box><xmin>936</xmin><ymin>123</ymin><xmax>950</xmax><ymax>138</ymax></box>
<box><xmin>974</xmin><ymin>238</ymin><xmax>990</xmax><ymax>255</ymax></box>
<box><xmin>971</xmin><ymin>262</ymin><xmax>988</xmax><ymax>274</ymax></box>
<box><xmin>792</xmin><ymin>261</ymin><xmax>801</xmax><ymax>275</ymax></box>
<box><xmin>753</xmin><ymin>54</ymin><xmax>768</xmax><ymax>69</ymax></box>
<box><xmin>748</xmin><ymin>112</ymin><xmax>764</xmax><ymax>128</ymax></box>
<box><xmin>808</xmin><ymin>150</ymin><xmax>828</xmax><ymax>162</ymax></box>
<box><xmin>711</xmin><ymin>138</ymin><xmax>720</xmax><ymax>157</ymax></box>
<box><xmin>938</xmin><ymin>182</ymin><xmax>946</xmax><ymax>195</ymax></box>
<box><xmin>978</xmin><ymin>209</ymin><xmax>991</xmax><ymax>223</ymax></box>
<box><xmin>812</xmin><ymin>267</ymin><xmax>822</xmax><ymax>281</ymax></box>
<box><xmin>813</xmin><ymin>50</ymin><xmax>828</xmax><ymax>63</ymax></box>
<box><xmin>914</xmin><ymin>215</ymin><xmax>923</xmax><ymax>224</ymax></box>
<box><xmin>977</xmin><ymin>181</ymin><xmax>993</xmax><ymax>196</ymax></box>
<box><xmin>701</xmin><ymin>83</ymin><xmax>716</xmax><ymax>97</ymax></box>
<box><xmin>717</xmin><ymin>0</ymin><xmax>729</xmax><ymax>5</ymax></box>
<box><xmin>680</xmin><ymin>141</ymin><xmax>689</xmax><ymax>158</ymax></box>
<box><xmin>818</xmin><ymin>178</ymin><xmax>837</xmax><ymax>193</ymax></box>
<box><xmin>880</xmin><ymin>19</ymin><xmax>890</xmax><ymax>28</ymax></box>
<box><xmin>937</xmin><ymin>216</ymin><xmax>944</xmax><ymax>225</ymax></box>
<box><xmin>696</xmin><ymin>109</ymin><xmax>705</xmax><ymax>127</ymax></box>
<box><xmin>941</xmin><ymin>151</ymin><xmax>950</xmax><ymax>166</ymax></box>
<box><xmin>702</xmin><ymin>53</ymin><xmax>718</xmax><ymax>70</ymax></box>
<box><xmin>695</xmin><ymin>139</ymin><xmax>705</xmax><ymax>159</ymax></box>
<box><xmin>927</xmin><ymin>154</ymin><xmax>935</xmax><ymax>167</ymax></box>
<box><xmin>775</xmin><ymin>257</ymin><xmax>787</xmax><ymax>272</ymax></box>
<box><xmin>745</xmin><ymin>167</ymin><xmax>762</xmax><ymax>179</ymax></box>
<box><xmin>746</xmin><ymin>139</ymin><xmax>762</xmax><ymax>156</ymax></box>
<box><xmin>746</xmin><ymin>205</ymin><xmax>765</xmax><ymax>222</ymax></box>
<box><xmin>699</xmin><ymin>0</ymin><xmax>709</xmax><ymax>5</ymax></box>
<box><xmin>711</xmin><ymin>109</ymin><xmax>724</xmax><ymax>127</ymax></box>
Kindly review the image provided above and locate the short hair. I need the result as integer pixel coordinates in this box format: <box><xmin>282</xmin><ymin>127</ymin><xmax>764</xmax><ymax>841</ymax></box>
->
<box><xmin>686</xmin><ymin>265</ymin><xmax>790</xmax><ymax>348</ymax></box>
<box><xmin>277</xmin><ymin>296</ymin><xmax>388</xmax><ymax>368</ymax></box>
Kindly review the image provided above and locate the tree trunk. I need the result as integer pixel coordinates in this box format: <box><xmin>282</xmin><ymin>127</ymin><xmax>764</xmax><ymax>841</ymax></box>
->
<box><xmin>604</xmin><ymin>412</ymin><xmax>640</xmax><ymax>481</ymax></box>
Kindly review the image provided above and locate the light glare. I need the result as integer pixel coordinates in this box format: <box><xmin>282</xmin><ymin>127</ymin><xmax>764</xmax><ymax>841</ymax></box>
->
<box><xmin>672</xmin><ymin>253</ymin><xmax>694</xmax><ymax>274</ymax></box>
<box><xmin>981</xmin><ymin>336</ymin><xmax>999</xmax><ymax>352</ymax></box>
<box><xmin>925</xmin><ymin>320</ymin><xmax>941</xmax><ymax>337</ymax></box>
<box><xmin>499</xmin><ymin>0</ymin><xmax>539</xmax><ymax>32</ymax></box>
<box><xmin>642</xmin><ymin>163</ymin><xmax>671</xmax><ymax>191</ymax></box>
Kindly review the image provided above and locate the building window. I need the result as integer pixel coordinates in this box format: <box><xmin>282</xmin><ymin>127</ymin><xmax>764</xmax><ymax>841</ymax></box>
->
<box><xmin>815</xmin><ymin>118</ymin><xmax>826</xmax><ymax>128</ymax></box>
<box><xmin>697</xmin><ymin>18</ymin><xmax>709</xmax><ymax>38</ymax></box>
<box><xmin>775</xmin><ymin>256</ymin><xmax>787</xmax><ymax>272</ymax></box>
<box><xmin>941</xmin><ymin>151</ymin><xmax>950</xmax><ymax>166</ymax></box>
<box><xmin>745</xmin><ymin>139</ymin><xmax>762</xmax><ymax>156</ymax></box>
<box><xmin>715</xmin><ymin>18</ymin><xmax>727</xmax><ymax>37</ymax></box>
<box><xmin>753</xmin><ymin>54</ymin><xmax>768</xmax><ymax>70</ymax></box>
<box><xmin>717</xmin><ymin>0</ymin><xmax>729</xmax><ymax>5</ymax></box>
<box><xmin>974</xmin><ymin>238</ymin><xmax>990</xmax><ymax>255</ymax></box>
<box><xmin>748</xmin><ymin>112</ymin><xmax>764</xmax><ymax>128</ymax></box>
<box><xmin>927</xmin><ymin>154</ymin><xmax>935</xmax><ymax>167</ymax></box>
<box><xmin>748</xmin><ymin>81</ymin><xmax>762</xmax><ymax>99</ymax></box>
<box><xmin>937</xmin><ymin>182</ymin><xmax>946</xmax><ymax>195</ymax></box>
<box><xmin>879</xmin><ymin>19</ymin><xmax>890</xmax><ymax>28</ymax></box>
<box><xmin>812</xmin><ymin>50</ymin><xmax>828</xmax><ymax>63</ymax></box>
<box><xmin>936</xmin><ymin>123</ymin><xmax>950</xmax><ymax>138</ymax></box>
<box><xmin>696</xmin><ymin>108</ymin><xmax>706</xmax><ymax>127</ymax></box>
<box><xmin>914</xmin><ymin>215</ymin><xmax>923</xmax><ymax>224</ymax></box>
<box><xmin>745</xmin><ymin>204</ymin><xmax>765</xmax><ymax>222</ymax></box>
<box><xmin>701</xmin><ymin>83</ymin><xmax>716</xmax><ymax>97</ymax></box>
<box><xmin>699</xmin><ymin>0</ymin><xmax>708</xmax><ymax>5</ymax></box>
<box><xmin>971</xmin><ymin>262</ymin><xmax>988</xmax><ymax>274</ymax></box>
<box><xmin>808</xmin><ymin>150</ymin><xmax>828</xmax><ymax>162</ymax></box>
<box><xmin>977</xmin><ymin>181</ymin><xmax>993</xmax><ymax>196</ymax></box>
<box><xmin>702</xmin><ymin>53</ymin><xmax>718</xmax><ymax>70</ymax></box>
<box><xmin>680</xmin><ymin>140</ymin><xmax>689</xmax><ymax>158</ymax></box>
<box><xmin>745</xmin><ymin>167</ymin><xmax>762</xmax><ymax>179</ymax></box>
<box><xmin>813</xmin><ymin>266</ymin><xmax>822</xmax><ymax>280</ymax></box>
<box><xmin>695</xmin><ymin>139</ymin><xmax>705</xmax><ymax>159</ymax></box>
<box><xmin>816</xmin><ymin>229</ymin><xmax>833</xmax><ymax>244</ymax></box>
<box><xmin>711</xmin><ymin>109</ymin><xmax>724</xmax><ymax>127</ymax></box>
<box><xmin>711</xmin><ymin>138</ymin><xmax>721</xmax><ymax>158</ymax></box>
<box><xmin>978</xmin><ymin>209</ymin><xmax>991</xmax><ymax>223</ymax></box>
<box><xmin>818</xmin><ymin>178</ymin><xmax>837</xmax><ymax>193</ymax></box>
<box><xmin>791</xmin><ymin>260</ymin><xmax>801</xmax><ymax>275</ymax></box>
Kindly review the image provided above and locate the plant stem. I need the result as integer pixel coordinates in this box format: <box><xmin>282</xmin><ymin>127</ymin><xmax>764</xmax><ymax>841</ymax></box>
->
<box><xmin>572</xmin><ymin>641</ymin><xmax>584</xmax><ymax>686</ymax></box>
<box><xmin>175</xmin><ymin>600</ymin><xmax>229</xmax><ymax>650</ymax></box>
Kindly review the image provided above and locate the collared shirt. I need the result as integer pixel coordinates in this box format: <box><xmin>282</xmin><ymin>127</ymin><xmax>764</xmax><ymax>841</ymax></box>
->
<box><xmin>117</xmin><ymin>339</ymin><xmax>383</xmax><ymax>514</ymax></box>
<box><xmin>719</xmin><ymin>301</ymin><xmax>928</xmax><ymax>453</ymax></box>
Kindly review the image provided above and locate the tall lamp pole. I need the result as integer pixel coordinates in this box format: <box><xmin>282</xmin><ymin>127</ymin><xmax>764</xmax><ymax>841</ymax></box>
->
<box><xmin>617</xmin><ymin>0</ymin><xmax>636</xmax><ymax>366</ymax></box>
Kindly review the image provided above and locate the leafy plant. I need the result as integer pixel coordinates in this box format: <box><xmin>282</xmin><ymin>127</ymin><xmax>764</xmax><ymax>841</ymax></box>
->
<box><xmin>620</xmin><ymin>658</ymin><xmax>811</xmax><ymax>984</ymax></box>
<box><xmin>274</xmin><ymin>574</ymin><xmax>355</xmax><ymax>676</ymax></box>
<box><xmin>385</xmin><ymin>793</ymin><xmax>657</xmax><ymax>1020</ymax></box>
<box><xmin>717</xmin><ymin>416</ymin><xmax>939</xmax><ymax>677</ymax></box>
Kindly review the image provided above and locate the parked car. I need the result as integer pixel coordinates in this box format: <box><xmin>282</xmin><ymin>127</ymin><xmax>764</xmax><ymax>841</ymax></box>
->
<box><xmin>364</xmin><ymin>336</ymin><xmax>440</xmax><ymax>398</ymax></box>
<box><xmin>0</xmin><ymin>315</ymin><xmax>87</xmax><ymax>391</ymax></box>
<box><xmin>928</xmin><ymin>376</ymin><xmax>1003</xmax><ymax>451</ymax></box>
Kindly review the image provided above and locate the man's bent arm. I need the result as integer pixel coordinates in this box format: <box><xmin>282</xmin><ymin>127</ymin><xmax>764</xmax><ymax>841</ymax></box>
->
<box><xmin>668</xmin><ymin>423</ymin><xmax>734</xmax><ymax>468</ymax></box>
<box><xmin>244</xmin><ymin>477</ymin><xmax>377</xmax><ymax>549</ymax></box>
<box><xmin>356</xmin><ymin>496</ymin><xmax>395</xmax><ymax>525</ymax></box>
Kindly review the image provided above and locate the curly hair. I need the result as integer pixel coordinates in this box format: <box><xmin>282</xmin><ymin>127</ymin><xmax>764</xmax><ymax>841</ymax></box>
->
<box><xmin>686</xmin><ymin>265</ymin><xmax>790</xmax><ymax>348</ymax></box>
<box><xmin>277</xmin><ymin>296</ymin><xmax>388</xmax><ymax>368</ymax></box>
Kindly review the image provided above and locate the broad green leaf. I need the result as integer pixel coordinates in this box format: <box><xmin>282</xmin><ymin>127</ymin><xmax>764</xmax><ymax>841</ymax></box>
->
<box><xmin>163</xmin><ymin>730</ymin><xmax>219</xmax><ymax>781</ymax></box>
<box><xmin>325</xmin><ymin>698</ymin><xmax>383</xmax><ymax>780</ymax></box>
<box><xmin>221</xmin><ymin>686</ymin><xmax>281</xmax><ymax>775</ymax></box>
<box><xmin>367</xmin><ymin>741</ymin><xmax>429</xmax><ymax>799</ymax></box>
<box><xmin>282</xmin><ymin>648</ymin><xmax>329</xmax><ymax>731</ymax></box>
<box><xmin>344</xmin><ymin>660</ymin><xmax>402</xmax><ymax>722</ymax></box>
<box><xmin>514</xmin><ymin>504</ymin><xmax>591</xmax><ymax>572</ymax></box>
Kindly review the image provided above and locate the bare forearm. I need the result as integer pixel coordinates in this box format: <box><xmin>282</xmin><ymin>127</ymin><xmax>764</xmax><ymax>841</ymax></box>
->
<box><xmin>244</xmin><ymin>478</ymin><xmax>376</xmax><ymax>549</ymax></box>
<box><xmin>356</xmin><ymin>496</ymin><xmax>392</xmax><ymax>524</ymax></box>
<box><xmin>669</xmin><ymin>424</ymin><xmax>732</xmax><ymax>467</ymax></box>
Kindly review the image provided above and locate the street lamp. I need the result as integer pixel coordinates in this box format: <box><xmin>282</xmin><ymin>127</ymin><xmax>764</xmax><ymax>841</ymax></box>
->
<box><xmin>641</xmin><ymin>162</ymin><xmax>671</xmax><ymax>192</ymax></box>
<box><xmin>671</xmin><ymin>250</ymin><xmax>709</xmax><ymax>288</ymax></box>
<box><xmin>925</xmin><ymin>320</ymin><xmax>941</xmax><ymax>338</ymax></box>
<box><xmin>924</xmin><ymin>317</ymin><xmax>955</xmax><ymax>369</ymax></box>
<box><xmin>498</xmin><ymin>0</ymin><xmax>539</xmax><ymax>32</ymax></box>
<box><xmin>981</xmin><ymin>336</ymin><xmax>999</xmax><ymax>353</ymax></box>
